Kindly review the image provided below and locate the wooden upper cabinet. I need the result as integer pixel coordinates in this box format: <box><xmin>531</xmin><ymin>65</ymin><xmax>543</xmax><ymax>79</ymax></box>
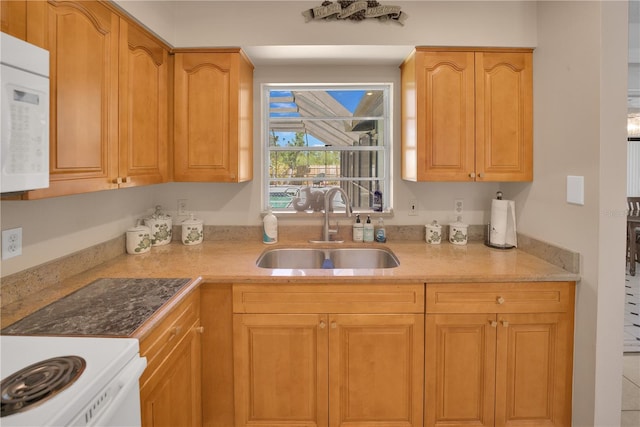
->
<box><xmin>118</xmin><ymin>18</ymin><xmax>168</xmax><ymax>187</ymax></box>
<box><xmin>173</xmin><ymin>50</ymin><xmax>254</xmax><ymax>182</ymax></box>
<box><xmin>9</xmin><ymin>1</ymin><xmax>170</xmax><ymax>199</ymax></box>
<box><xmin>401</xmin><ymin>47</ymin><xmax>533</xmax><ymax>182</ymax></box>
<box><xmin>475</xmin><ymin>51</ymin><xmax>533</xmax><ymax>182</ymax></box>
<box><xmin>1</xmin><ymin>0</ymin><xmax>27</xmax><ymax>39</ymax></box>
<box><xmin>24</xmin><ymin>0</ymin><xmax>120</xmax><ymax>198</ymax></box>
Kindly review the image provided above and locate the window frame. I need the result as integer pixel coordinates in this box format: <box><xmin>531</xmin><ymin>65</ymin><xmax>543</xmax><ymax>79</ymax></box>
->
<box><xmin>262</xmin><ymin>83</ymin><xmax>393</xmax><ymax>214</ymax></box>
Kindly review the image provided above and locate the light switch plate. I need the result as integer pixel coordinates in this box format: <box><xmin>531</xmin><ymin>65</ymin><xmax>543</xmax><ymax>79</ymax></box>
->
<box><xmin>567</xmin><ymin>176</ymin><xmax>584</xmax><ymax>205</ymax></box>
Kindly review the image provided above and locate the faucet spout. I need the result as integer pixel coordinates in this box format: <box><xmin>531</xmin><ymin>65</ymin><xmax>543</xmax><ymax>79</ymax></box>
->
<box><xmin>321</xmin><ymin>187</ymin><xmax>352</xmax><ymax>242</ymax></box>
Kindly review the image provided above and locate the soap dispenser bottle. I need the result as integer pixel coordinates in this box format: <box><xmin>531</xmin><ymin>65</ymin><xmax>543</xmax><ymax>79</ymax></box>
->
<box><xmin>353</xmin><ymin>214</ymin><xmax>364</xmax><ymax>242</ymax></box>
<box><xmin>374</xmin><ymin>218</ymin><xmax>386</xmax><ymax>243</ymax></box>
<box><xmin>263</xmin><ymin>207</ymin><xmax>278</xmax><ymax>244</ymax></box>
<box><xmin>363</xmin><ymin>215</ymin><xmax>374</xmax><ymax>242</ymax></box>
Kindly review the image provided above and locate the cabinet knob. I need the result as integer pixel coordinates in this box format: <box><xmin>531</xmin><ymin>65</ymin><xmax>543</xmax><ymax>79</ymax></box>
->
<box><xmin>469</xmin><ymin>172</ymin><xmax>476</xmax><ymax>179</ymax></box>
<box><xmin>195</xmin><ymin>326</ymin><xmax>205</xmax><ymax>334</ymax></box>
<box><xmin>502</xmin><ymin>320</ymin><xmax>509</xmax><ymax>327</ymax></box>
<box><xmin>114</xmin><ymin>177</ymin><xmax>123</xmax><ymax>184</ymax></box>
<box><xmin>319</xmin><ymin>321</ymin><xmax>326</xmax><ymax>329</ymax></box>
<box><xmin>331</xmin><ymin>322</ymin><xmax>337</xmax><ymax>329</ymax></box>
<box><xmin>478</xmin><ymin>173</ymin><xmax>485</xmax><ymax>179</ymax></box>
<box><xmin>497</xmin><ymin>296</ymin><xmax>505</xmax><ymax>305</ymax></box>
<box><xmin>125</xmin><ymin>176</ymin><xmax>131</xmax><ymax>184</ymax></box>
<box><xmin>490</xmin><ymin>320</ymin><xmax>498</xmax><ymax>328</ymax></box>
<box><xmin>170</xmin><ymin>326</ymin><xmax>182</xmax><ymax>336</ymax></box>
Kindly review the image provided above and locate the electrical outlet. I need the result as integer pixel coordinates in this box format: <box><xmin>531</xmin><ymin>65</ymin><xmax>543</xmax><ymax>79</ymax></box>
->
<box><xmin>177</xmin><ymin>199</ymin><xmax>187</xmax><ymax>216</ymax></box>
<box><xmin>2</xmin><ymin>227</ymin><xmax>22</xmax><ymax>260</ymax></box>
<box><xmin>409</xmin><ymin>199</ymin><xmax>418</xmax><ymax>216</ymax></box>
<box><xmin>454</xmin><ymin>199</ymin><xmax>464</xmax><ymax>215</ymax></box>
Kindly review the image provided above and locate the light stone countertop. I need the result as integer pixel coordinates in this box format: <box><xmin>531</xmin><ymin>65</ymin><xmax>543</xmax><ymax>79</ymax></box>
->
<box><xmin>0</xmin><ymin>240</ymin><xmax>580</xmax><ymax>330</ymax></box>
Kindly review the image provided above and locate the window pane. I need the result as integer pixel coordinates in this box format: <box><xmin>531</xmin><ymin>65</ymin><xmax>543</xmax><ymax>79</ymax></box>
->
<box><xmin>265</xmin><ymin>85</ymin><xmax>390</xmax><ymax>213</ymax></box>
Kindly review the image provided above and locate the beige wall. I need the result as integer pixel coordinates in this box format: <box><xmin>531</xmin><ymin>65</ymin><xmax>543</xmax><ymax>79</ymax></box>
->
<box><xmin>504</xmin><ymin>1</ymin><xmax>628</xmax><ymax>425</ymax></box>
<box><xmin>0</xmin><ymin>1</ymin><xmax>631</xmax><ymax>424</ymax></box>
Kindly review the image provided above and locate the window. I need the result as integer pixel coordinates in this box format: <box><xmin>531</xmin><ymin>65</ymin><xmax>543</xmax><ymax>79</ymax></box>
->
<box><xmin>263</xmin><ymin>84</ymin><xmax>391</xmax><ymax>213</ymax></box>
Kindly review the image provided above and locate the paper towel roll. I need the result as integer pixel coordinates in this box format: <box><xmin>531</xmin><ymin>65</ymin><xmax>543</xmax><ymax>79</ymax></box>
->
<box><xmin>490</xmin><ymin>199</ymin><xmax>517</xmax><ymax>248</ymax></box>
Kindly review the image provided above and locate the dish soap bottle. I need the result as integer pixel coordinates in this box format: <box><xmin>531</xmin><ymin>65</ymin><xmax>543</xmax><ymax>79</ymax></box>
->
<box><xmin>263</xmin><ymin>207</ymin><xmax>278</xmax><ymax>244</ymax></box>
<box><xmin>363</xmin><ymin>215</ymin><xmax>374</xmax><ymax>242</ymax></box>
<box><xmin>374</xmin><ymin>217</ymin><xmax>386</xmax><ymax>243</ymax></box>
<box><xmin>353</xmin><ymin>214</ymin><xmax>364</xmax><ymax>242</ymax></box>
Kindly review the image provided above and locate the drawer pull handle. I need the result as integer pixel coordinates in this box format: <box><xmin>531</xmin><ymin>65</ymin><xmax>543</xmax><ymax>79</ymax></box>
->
<box><xmin>195</xmin><ymin>326</ymin><xmax>205</xmax><ymax>334</ymax></box>
<box><xmin>497</xmin><ymin>296</ymin><xmax>505</xmax><ymax>305</ymax></box>
<box><xmin>490</xmin><ymin>320</ymin><xmax>498</xmax><ymax>328</ymax></box>
<box><xmin>502</xmin><ymin>320</ymin><xmax>509</xmax><ymax>327</ymax></box>
<box><xmin>170</xmin><ymin>326</ymin><xmax>183</xmax><ymax>336</ymax></box>
<box><xmin>319</xmin><ymin>321</ymin><xmax>326</xmax><ymax>329</ymax></box>
<box><xmin>331</xmin><ymin>322</ymin><xmax>337</xmax><ymax>329</ymax></box>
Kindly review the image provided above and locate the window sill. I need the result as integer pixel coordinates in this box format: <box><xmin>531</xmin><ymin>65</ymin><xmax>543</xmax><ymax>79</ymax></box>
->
<box><xmin>262</xmin><ymin>209</ymin><xmax>395</xmax><ymax>219</ymax></box>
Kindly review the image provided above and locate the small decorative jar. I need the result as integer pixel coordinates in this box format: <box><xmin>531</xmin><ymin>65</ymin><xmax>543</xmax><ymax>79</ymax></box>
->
<box><xmin>144</xmin><ymin>205</ymin><xmax>172</xmax><ymax>246</ymax></box>
<box><xmin>449</xmin><ymin>218</ymin><xmax>468</xmax><ymax>245</ymax></box>
<box><xmin>181</xmin><ymin>214</ymin><xmax>203</xmax><ymax>246</ymax></box>
<box><xmin>425</xmin><ymin>220</ymin><xmax>442</xmax><ymax>244</ymax></box>
<box><xmin>126</xmin><ymin>221</ymin><xmax>151</xmax><ymax>255</ymax></box>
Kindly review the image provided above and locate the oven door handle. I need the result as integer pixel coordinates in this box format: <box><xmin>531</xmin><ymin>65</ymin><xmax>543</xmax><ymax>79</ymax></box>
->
<box><xmin>82</xmin><ymin>356</ymin><xmax>147</xmax><ymax>427</ymax></box>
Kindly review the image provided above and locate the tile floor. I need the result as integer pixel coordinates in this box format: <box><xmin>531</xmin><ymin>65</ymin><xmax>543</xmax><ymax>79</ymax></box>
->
<box><xmin>622</xmin><ymin>268</ymin><xmax>640</xmax><ymax>426</ymax></box>
<box><xmin>624</xmin><ymin>270</ymin><xmax>640</xmax><ymax>352</ymax></box>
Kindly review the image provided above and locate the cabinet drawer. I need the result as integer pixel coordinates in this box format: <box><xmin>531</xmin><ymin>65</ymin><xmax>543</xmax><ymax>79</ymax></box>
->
<box><xmin>233</xmin><ymin>284</ymin><xmax>425</xmax><ymax>314</ymax></box>
<box><xmin>139</xmin><ymin>289</ymin><xmax>200</xmax><ymax>386</ymax></box>
<box><xmin>426</xmin><ymin>282</ymin><xmax>575</xmax><ymax>314</ymax></box>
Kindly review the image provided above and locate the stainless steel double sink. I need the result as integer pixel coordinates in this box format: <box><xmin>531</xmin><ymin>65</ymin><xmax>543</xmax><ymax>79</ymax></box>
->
<box><xmin>256</xmin><ymin>247</ymin><xmax>400</xmax><ymax>269</ymax></box>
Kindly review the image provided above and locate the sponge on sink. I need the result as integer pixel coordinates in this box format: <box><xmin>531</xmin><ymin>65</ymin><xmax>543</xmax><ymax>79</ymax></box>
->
<box><xmin>321</xmin><ymin>258</ymin><xmax>334</xmax><ymax>269</ymax></box>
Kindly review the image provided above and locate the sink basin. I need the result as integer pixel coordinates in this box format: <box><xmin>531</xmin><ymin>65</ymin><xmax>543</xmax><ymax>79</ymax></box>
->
<box><xmin>256</xmin><ymin>247</ymin><xmax>400</xmax><ymax>269</ymax></box>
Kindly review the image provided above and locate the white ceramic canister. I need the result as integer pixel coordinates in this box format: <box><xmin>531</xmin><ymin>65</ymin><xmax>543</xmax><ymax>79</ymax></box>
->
<box><xmin>425</xmin><ymin>220</ymin><xmax>442</xmax><ymax>244</ymax></box>
<box><xmin>126</xmin><ymin>221</ymin><xmax>151</xmax><ymax>254</ymax></box>
<box><xmin>448</xmin><ymin>218</ymin><xmax>468</xmax><ymax>245</ymax></box>
<box><xmin>181</xmin><ymin>213</ymin><xmax>203</xmax><ymax>245</ymax></box>
<box><xmin>144</xmin><ymin>205</ymin><xmax>172</xmax><ymax>246</ymax></box>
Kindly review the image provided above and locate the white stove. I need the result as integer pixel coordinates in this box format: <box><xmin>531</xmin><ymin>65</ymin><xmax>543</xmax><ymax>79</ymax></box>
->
<box><xmin>0</xmin><ymin>335</ymin><xmax>146</xmax><ymax>427</ymax></box>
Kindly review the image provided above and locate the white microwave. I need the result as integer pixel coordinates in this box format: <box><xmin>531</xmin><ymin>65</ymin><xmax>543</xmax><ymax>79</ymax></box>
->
<box><xmin>0</xmin><ymin>32</ymin><xmax>49</xmax><ymax>194</ymax></box>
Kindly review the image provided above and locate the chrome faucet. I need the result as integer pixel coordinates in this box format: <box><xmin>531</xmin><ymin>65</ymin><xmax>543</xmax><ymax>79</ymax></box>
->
<box><xmin>317</xmin><ymin>187</ymin><xmax>352</xmax><ymax>243</ymax></box>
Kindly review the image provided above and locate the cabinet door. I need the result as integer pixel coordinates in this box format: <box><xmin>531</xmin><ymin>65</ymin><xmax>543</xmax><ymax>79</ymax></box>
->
<box><xmin>329</xmin><ymin>314</ymin><xmax>424</xmax><ymax>427</ymax></box>
<box><xmin>26</xmin><ymin>0</ymin><xmax>119</xmax><ymax>198</ymax></box>
<box><xmin>233</xmin><ymin>313</ymin><xmax>329</xmax><ymax>427</ymax></box>
<box><xmin>425</xmin><ymin>314</ymin><xmax>496</xmax><ymax>427</ymax></box>
<box><xmin>494</xmin><ymin>313</ymin><xmax>573</xmax><ymax>427</ymax></box>
<box><xmin>140</xmin><ymin>320</ymin><xmax>202</xmax><ymax>427</ymax></box>
<box><xmin>118</xmin><ymin>19</ymin><xmax>168</xmax><ymax>187</ymax></box>
<box><xmin>475</xmin><ymin>52</ymin><xmax>533</xmax><ymax>182</ymax></box>
<box><xmin>174</xmin><ymin>51</ymin><xmax>253</xmax><ymax>183</ymax></box>
<box><xmin>416</xmin><ymin>51</ymin><xmax>475</xmax><ymax>181</ymax></box>
<box><xmin>1</xmin><ymin>0</ymin><xmax>26</xmax><ymax>39</ymax></box>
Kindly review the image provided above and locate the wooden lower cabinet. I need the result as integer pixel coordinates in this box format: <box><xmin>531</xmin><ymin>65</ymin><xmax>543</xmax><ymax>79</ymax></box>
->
<box><xmin>139</xmin><ymin>289</ymin><xmax>202</xmax><ymax>427</ymax></box>
<box><xmin>140</xmin><ymin>319</ymin><xmax>202</xmax><ymax>427</ymax></box>
<box><xmin>232</xmin><ymin>284</ymin><xmax>425</xmax><ymax>427</ymax></box>
<box><xmin>425</xmin><ymin>282</ymin><xmax>575</xmax><ymax>427</ymax></box>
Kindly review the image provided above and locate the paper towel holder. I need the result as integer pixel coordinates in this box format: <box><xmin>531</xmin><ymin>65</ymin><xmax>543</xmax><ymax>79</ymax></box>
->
<box><xmin>485</xmin><ymin>223</ymin><xmax>516</xmax><ymax>249</ymax></box>
<box><xmin>485</xmin><ymin>191</ymin><xmax>516</xmax><ymax>249</ymax></box>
